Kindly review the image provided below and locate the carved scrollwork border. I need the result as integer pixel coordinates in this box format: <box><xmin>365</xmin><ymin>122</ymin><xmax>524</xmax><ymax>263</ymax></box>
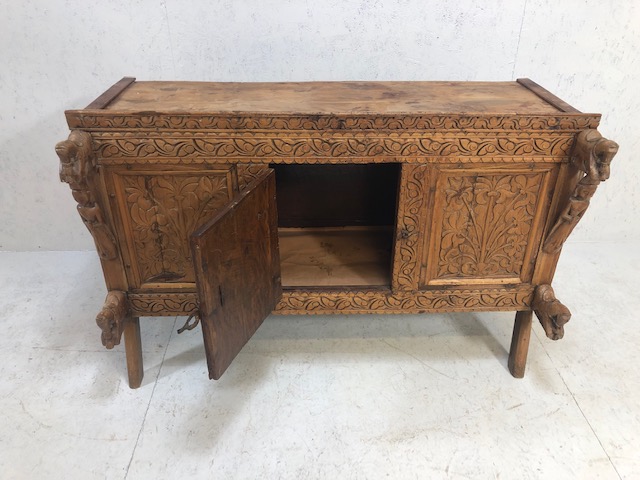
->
<box><xmin>129</xmin><ymin>293</ymin><xmax>198</xmax><ymax>316</ymax></box>
<box><xmin>97</xmin><ymin>155</ymin><xmax>564</xmax><ymax>166</ymax></box>
<box><xmin>91</xmin><ymin>132</ymin><xmax>575</xmax><ymax>160</ymax></box>
<box><xmin>67</xmin><ymin>113</ymin><xmax>600</xmax><ymax>132</ymax></box>
<box><xmin>125</xmin><ymin>287</ymin><xmax>533</xmax><ymax>316</ymax></box>
<box><xmin>393</xmin><ymin>165</ymin><xmax>428</xmax><ymax>291</ymax></box>
<box><xmin>276</xmin><ymin>287</ymin><xmax>534</xmax><ymax>314</ymax></box>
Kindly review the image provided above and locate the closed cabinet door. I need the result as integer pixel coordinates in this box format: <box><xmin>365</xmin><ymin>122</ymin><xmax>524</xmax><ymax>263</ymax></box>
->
<box><xmin>103</xmin><ymin>163</ymin><xmax>267</xmax><ymax>291</ymax></box>
<box><xmin>104</xmin><ymin>164</ymin><xmax>235</xmax><ymax>289</ymax></box>
<box><xmin>419</xmin><ymin>163</ymin><xmax>558</xmax><ymax>289</ymax></box>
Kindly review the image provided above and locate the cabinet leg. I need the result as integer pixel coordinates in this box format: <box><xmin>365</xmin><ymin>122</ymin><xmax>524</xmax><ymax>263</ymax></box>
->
<box><xmin>508</xmin><ymin>310</ymin><xmax>533</xmax><ymax>378</ymax></box>
<box><xmin>124</xmin><ymin>317</ymin><xmax>144</xmax><ymax>388</ymax></box>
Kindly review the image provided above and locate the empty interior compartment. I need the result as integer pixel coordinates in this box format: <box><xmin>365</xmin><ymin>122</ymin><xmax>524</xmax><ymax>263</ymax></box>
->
<box><xmin>271</xmin><ymin>163</ymin><xmax>400</xmax><ymax>287</ymax></box>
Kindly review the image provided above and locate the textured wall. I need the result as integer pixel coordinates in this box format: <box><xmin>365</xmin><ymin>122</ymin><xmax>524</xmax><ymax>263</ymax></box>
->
<box><xmin>1</xmin><ymin>0</ymin><xmax>638</xmax><ymax>251</ymax></box>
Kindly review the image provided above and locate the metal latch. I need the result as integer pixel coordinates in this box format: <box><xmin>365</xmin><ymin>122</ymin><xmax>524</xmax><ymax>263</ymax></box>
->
<box><xmin>177</xmin><ymin>313</ymin><xmax>201</xmax><ymax>334</ymax></box>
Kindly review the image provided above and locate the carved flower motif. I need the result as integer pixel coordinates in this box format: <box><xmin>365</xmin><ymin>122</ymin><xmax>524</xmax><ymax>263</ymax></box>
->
<box><xmin>123</xmin><ymin>173</ymin><xmax>230</xmax><ymax>285</ymax></box>
<box><xmin>437</xmin><ymin>172</ymin><xmax>543</xmax><ymax>279</ymax></box>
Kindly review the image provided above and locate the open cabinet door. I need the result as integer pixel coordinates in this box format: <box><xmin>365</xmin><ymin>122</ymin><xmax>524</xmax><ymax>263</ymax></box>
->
<box><xmin>191</xmin><ymin>169</ymin><xmax>281</xmax><ymax>380</ymax></box>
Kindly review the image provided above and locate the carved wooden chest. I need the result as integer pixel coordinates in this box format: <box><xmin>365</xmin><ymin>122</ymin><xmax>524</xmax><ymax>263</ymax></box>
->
<box><xmin>57</xmin><ymin>78</ymin><xmax>618</xmax><ymax>387</ymax></box>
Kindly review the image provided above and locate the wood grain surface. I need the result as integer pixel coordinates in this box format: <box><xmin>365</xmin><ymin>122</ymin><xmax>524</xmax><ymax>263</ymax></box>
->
<box><xmin>279</xmin><ymin>227</ymin><xmax>392</xmax><ymax>287</ymax></box>
<box><xmin>103</xmin><ymin>80</ymin><xmax>562</xmax><ymax>114</ymax></box>
<box><xmin>191</xmin><ymin>170</ymin><xmax>281</xmax><ymax>380</ymax></box>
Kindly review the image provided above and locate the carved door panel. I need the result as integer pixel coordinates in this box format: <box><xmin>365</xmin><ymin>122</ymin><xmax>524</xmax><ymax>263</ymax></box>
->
<box><xmin>105</xmin><ymin>165</ymin><xmax>237</xmax><ymax>289</ymax></box>
<box><xmin>191</xmin><ymin>169</ymin><xmax>281</xmax><ymax>380</ymax></box>
<box><xmin>420</xmin><ymin>164</ymin><xmax>558</xmax><ymax>288</ymax></box>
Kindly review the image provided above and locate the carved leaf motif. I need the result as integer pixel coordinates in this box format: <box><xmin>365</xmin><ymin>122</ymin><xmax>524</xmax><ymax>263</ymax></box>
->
<box><xmin>122</xmin><ymin>173</ymin><xmax>230</xmax><ymax>284</ymax></box>
<box><xmin>126</xmin><ymin>287</ymin><xmax>533</xmax><ymax>316</ymax></box>
<box><xmin>129</xmin><ymin>293</ymin><xmax>198</xmax><ymax>316</ymax></box>
<box><xmin>94</xmin><ymin>132</ymin><xmax>574</xmax><ymax>160</ymax></box>
<box><xmin>237</xmin><ymin>164</ymin><xmax>268</xmax><ymax>190</ymax></box>
<box><xmin>436</xmin><ymin>172</ymin><xmax>543</xmax><ymax>279</ymax></box>
<box><xmin>394</xmin><ymin>165</ymin><xmax>427</xmax><ymax>291</ymax></box>
<box><xmin>69</xmin><ymin>113</ymin><xmax>600</xmax><ymax>132</ymax></box>
<box><xmin>275</xmin><ymin>287</ymin><xmax>533</xmax><ymax>314</ymax></box>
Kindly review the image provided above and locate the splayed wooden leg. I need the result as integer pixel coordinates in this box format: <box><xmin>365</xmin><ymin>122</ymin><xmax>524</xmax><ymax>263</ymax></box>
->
<box><xmin>124</xmin><ymin>317</ymin><xmax>143</xmax><ymax>388</ymax></box>
<box><xmin>508</xmin><ymin>310</ymin><xmax>533</xmax><ymax>378</ymax></box>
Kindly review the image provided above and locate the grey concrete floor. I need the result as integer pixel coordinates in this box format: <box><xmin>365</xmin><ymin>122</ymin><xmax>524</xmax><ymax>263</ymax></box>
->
<box><xmin>0</xmin><ymin>242</ymin><xmax>638</xmax><ymax>479</ymax></box>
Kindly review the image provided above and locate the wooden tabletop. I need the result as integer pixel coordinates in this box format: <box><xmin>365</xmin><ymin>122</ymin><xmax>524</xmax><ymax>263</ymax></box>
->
<box><xmin>99</xmin><ymin>80</ymin><xmax>568</xmax><ymax>115</ymax></box>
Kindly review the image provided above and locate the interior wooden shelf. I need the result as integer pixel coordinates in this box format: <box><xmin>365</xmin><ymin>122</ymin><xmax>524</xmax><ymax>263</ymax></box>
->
<box><xmin>278</xmin><ymin>226</ymin><xmax>393</xmax><ymax>287</ymax></box>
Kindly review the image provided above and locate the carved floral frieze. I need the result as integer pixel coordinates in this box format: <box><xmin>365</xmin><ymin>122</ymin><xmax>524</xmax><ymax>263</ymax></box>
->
<box><xmin>124</xmin><ymin>287</ymin><xmax>533</xmax><ymax>316</ymax></box>
<box><xmin>92</xmin><ymin>132</ymin><xmax>574</xmax><ymax>160</ymax></box>
<box><xmin>129</xmin><ymin>293</ymin><xmax>198</xmax><ymax>316</ymax></box>
<box><xmin>67</xmin><ymin>113</ymin><xmax>600</xmax><ymax>132</ymax></box>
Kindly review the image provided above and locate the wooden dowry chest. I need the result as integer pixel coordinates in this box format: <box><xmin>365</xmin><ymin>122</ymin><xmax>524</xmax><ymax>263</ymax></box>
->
<box><xmin>57</xmin><ymin>78</ymin><xmax>618</xmax><ymax>388</ymax></box>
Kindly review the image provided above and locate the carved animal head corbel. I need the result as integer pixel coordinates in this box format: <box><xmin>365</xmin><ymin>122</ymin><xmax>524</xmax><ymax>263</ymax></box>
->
<box><xmin>571</xmin><ymin>130</ymin><xmax>619</xmax><ymax>183</ymax></box>
<box><xmin>56</xmin><ymin>130</ymin><xmax>95</xmax><ymax>189</ymax></box>
<box><xmin>533</xmin><ymin>285</ymin><xmax>571</xmax><ymax>340</ymax></box>
<box><xmin>95</xmin><ymin>291</ymin><xmax>127</xmax><ymax>349</ymax></box>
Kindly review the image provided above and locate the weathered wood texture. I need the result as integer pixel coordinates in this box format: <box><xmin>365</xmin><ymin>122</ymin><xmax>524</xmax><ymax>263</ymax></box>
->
<box><xmin>57</xmin><ymin>79</ymin><xmax>617</xmax><ymax>385</ymax></box>
<box><xmin>85</xmin><ymin>77</ymin><xmax>136</xmax><ymax>110</ymax></box>
<box><xmin>101</xmin><ymin>80</ymin><xmax>562</xmax><ymax>114</ymax></box>
<box><xmin>104</xmin><ymin>165</ymin><xmax>235</xmax><ymax>289</ymax></box>
<box><xmin>279</xmin><ymin>227</ymin><xmax>392</xmax><ymax>287</ymax></box>
<box><xmin>191</xmin><ymin>170</ymin><xmax>281</xmax><ymax>379</ymax></box>
<box><xmin>516</xmin><ymin>78</ymin><xmax>581</xmax><ymax>113</ymax></box>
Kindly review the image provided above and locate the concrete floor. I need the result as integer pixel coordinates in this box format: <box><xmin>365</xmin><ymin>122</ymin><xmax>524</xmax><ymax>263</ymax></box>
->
<box><xmin>0</xmin><ymin>242</ymin><xmax>638</xmax><ymax>479</ymax></box>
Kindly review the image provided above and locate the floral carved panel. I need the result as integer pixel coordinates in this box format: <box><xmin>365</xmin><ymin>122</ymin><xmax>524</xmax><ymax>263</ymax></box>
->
<box><xmin>115</xmin><ymin>170</ymin><xmax>233</xmax><ymax>286</ymax></box>
<box><xmin>423</xmin><ymin>169</ymin><xmax>548</xmax><ymax>286</ymax></box>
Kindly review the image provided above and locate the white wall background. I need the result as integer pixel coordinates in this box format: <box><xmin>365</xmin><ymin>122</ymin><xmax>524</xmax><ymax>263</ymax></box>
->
<box><xmin>1</xmin><ymin>0</ymin><xmax>638</xmax><ymax>251</ymax></box>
